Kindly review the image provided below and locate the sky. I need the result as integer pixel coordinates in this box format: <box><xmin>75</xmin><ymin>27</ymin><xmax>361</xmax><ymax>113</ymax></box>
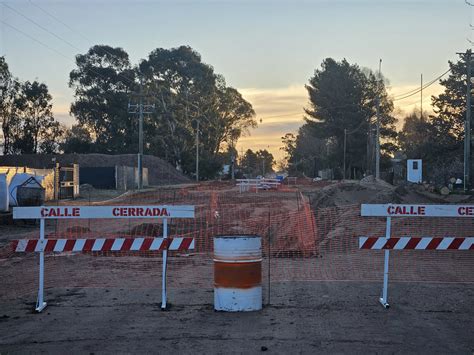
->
<box><xmin>1</xmin><ymin>0</ymin><xmax>472</xmax><ymax>160</ymax></box>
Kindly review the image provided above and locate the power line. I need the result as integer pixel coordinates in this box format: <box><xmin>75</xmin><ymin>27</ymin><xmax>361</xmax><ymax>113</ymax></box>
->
<box><xmin>392</xmin><ymin>68</ymin><xmax>451</xmax><ymax>101</ymax></box>
<box><xmin>0</xmin><ymin>19</ymin><xmax>134</xmax><ymax>88</ymax></box>
<box><xmin>393</xmin><ymin>69</ymin><xmax>450</xmax><ymax>99</ymax></box>
<box><xmin>258</xmin><ymin>111</ymin><xmax>303</xmax><ymax>120</ymax></box>
<box><xmin>3</xmin><ymin>2</ymin><xmax>81</xmax><ymax>52</ymax></box>
<box><xmin>28</xmin><ymin>0</ymin><xmax>91</xmax><ymax>43</ymax></box>
<box><xmin>0</xmin><ymin>19</ymin><xmax>71</xmax><ymax>62</ymax></box>
<box><xmin>2</xmin><ymin>2</ymin><xmax>135</xmax><ymax>86</ymax></box>
<box><xmin>27</xmin><ymin>0</ymin><xmax>133</xmax><ymax>71</ymax></box>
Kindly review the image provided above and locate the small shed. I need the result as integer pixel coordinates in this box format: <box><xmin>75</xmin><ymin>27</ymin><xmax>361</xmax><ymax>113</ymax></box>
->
<box><xmin>407</xmin><ymin>159</ymin><xmax>422</xmax><ymax>183</ymax></box>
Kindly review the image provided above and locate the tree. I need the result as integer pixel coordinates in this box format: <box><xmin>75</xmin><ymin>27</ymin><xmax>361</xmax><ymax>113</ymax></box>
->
<box><xmin>240</xmin><ymin>149</ymin><xmax>259</xmax><ymax>176</ymax></box>
<box><xmin>398</xmin><ymin>111</ymin><xmax>435</xmax><ymax>160</ymax></box>
<box><xmin>431</xmin><ymin>53</ymin><xmax>471</xmax><ymax>142</ymax></box>
<box><xmin>280</xmin><ymin>133</ymin><xmax>296</xmax><ymax>167</ymax></box>
<box><xmin>11</xmin><ymin>81</ymin><xmax>60</xmax><ymax>154</ymax></box>
<box><xmin>396</xmin><ymin>53</ymin><xmax>471</xmax><ymax>183</ymax></box>
<box><xmin>256</xmin><ymin>149</ymin><xmax>275</xmax><ymax>175</ymax></box>
<box><xmin>240</xmin><ymin>149</ymin><xmax>274</xmax><ymax>177</ymax></box>
<box><xmin>68</xmin><ymin>45</ymin><xmax>255</xmax><ymax>179</ymax></box>
<box><xmin>69</xmin><ymin>45</ymin><xmax>137</xmax><ymax>153</ymax></box>
<box><xmin>0</xmin><ymin>56</ymin><xmax>20</xmax><ymax>154</ymax></box>
<box><xmin>206</xmin><ymin>80</ymin><xmax>256</xmax><ymax>156</ymax></box>
<box><xmin>301</xmin><ymin>58</ymin><xmax>397</xmax><ymax>177</ymax></box>
<box><xmin>61</xmin><ymin>124</ymin><xmax>94</xmax><ymax>153</ymax></box>
<box><xmin>140</xmin><ymin>46</ymin><xmax>256</xmax><ymax>177</ymax></box>
<box><xmin>139</xmin><ymin>46</ymin><xmax>216</xmax><ymax>172</ymax></box>
<box><xmin>39</xmin><ymin>122</ymin><xmax>65</xmax><ymax>154</ymax></box>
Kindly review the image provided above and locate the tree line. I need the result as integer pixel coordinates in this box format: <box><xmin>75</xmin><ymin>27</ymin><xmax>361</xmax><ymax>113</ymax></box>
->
<box><xmin>281</xmin><ymin>54</ymin><xmax>472</xmax><ymax>184</ymax></box>
<box><xmin>2</xmin><ymin>47</ymin><xmax>470</xmax><ymax>183</ymax></box>
<box><xmin>0</xmin><ymin>45</ymin><xmax>258</xmax><ymax>179</ymax></box>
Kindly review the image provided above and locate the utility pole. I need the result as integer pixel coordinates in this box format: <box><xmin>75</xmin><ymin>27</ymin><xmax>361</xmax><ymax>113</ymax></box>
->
<box><xmin>128</xmin><ymin>76</ymin><xmax>154</xmax><ymax>190</ymax></box>
<box><xmin>420</xmin><ymin>73</ymin><xmax>423</xmax><ymax>119</ymax></box>
<box><xmin>375</xmin><ymin>59</ymin><xmax>382</xmax><ymax>180</ymax></box>
<box><xmin>231</xmin><ymin>143</ymin><xmax>235</xmax><ymax>180</ymax></box>
<box><xmin>343</xmin><ymin>128</ymin><xmax>347</xmax><ymax>180</ymax></box>
<box><xmin>195</xmin><ymin>119</ymin><xmax>200</xmax><ymax>182</ymax></box>
<box><xmin>469</xmin><ymin>52</ymin><xmax>473</xmax><ymax>190</ymax></box>
<box><xmin>457</xmin><ymin>50</ymin><xmax>473</xmax><ymax>190</ymax></box>
<box><xmin>465</xmin><ymin>50</ymin><xmax>472</xmax><ymax>190</ymax></box>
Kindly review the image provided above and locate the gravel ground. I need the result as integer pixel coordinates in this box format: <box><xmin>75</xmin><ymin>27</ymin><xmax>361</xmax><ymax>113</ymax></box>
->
<box><xmin>0</xmin><ymin>281</ymin><xmax>473</xmax><ymax>354</ymax></box>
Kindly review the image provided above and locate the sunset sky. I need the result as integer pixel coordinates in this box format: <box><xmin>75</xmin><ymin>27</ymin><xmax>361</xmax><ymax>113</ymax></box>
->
<box><xmin>1</xmin><ymin>0</ymin><xmax>472</xmax><ymax>160</ymax></box>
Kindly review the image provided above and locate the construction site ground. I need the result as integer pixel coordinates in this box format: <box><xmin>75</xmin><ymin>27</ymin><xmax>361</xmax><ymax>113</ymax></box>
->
<box><xmin>0</xmin><ymin>282</ymin><xmax>473</xmax><ymax>353</ymax></box>
<box><xmin>0</xmin><ymin>179</ymin><xmax>473</xmax><ymax>353</ymax></box>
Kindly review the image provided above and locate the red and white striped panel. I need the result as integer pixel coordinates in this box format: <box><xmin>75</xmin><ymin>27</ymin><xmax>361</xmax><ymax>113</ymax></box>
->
<box><xmin>359</xmin><ymin>237</ymin><xmax>474</xmax><ymax>250</ymax></box>
<box><xmin>12</xmin><ymin>237</ymin><xmax>195</xmax><ymax>253</ymax></box>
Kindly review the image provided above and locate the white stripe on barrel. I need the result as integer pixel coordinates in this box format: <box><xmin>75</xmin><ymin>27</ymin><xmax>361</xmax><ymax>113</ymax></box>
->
<box><xmin>213</xmin><ymin>235</ymin><xmax>262</xmax><ymax>312</ymax></box>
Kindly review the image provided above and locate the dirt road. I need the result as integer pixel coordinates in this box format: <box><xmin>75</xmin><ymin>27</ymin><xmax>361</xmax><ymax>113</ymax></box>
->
<box><xmin>0</xmin><ymin>282</ymin><xmax>473</xmax><ymax>353</ymax></box>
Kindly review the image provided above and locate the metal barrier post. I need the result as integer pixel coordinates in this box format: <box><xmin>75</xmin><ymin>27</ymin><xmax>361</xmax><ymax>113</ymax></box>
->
<box><xmin>161</xmin><ymin>218</ymin><xmax>168</xmax><ymax>310</ymax></box>
<box><xmin>36</xmin><ymin>218</ymin><xmax>47</xmax><ymax>312</ymax></box>
<box><xmin>379</xmin><ymin>216</ymin><xmax>391</xmax><ymax>308</ymax></box>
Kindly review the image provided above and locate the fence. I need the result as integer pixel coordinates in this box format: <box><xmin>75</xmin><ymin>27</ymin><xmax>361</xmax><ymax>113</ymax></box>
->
<box><xmin>1</xmin><ymin>183</ymin><xmax>473</xmax><ymax>309</ymax></box>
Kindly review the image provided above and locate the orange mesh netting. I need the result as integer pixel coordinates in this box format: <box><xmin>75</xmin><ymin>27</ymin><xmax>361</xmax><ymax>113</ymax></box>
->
<box><xmin>1</xmin><ymin>183</ymin><xmax>473</xmax><ymax>302</ymax></box>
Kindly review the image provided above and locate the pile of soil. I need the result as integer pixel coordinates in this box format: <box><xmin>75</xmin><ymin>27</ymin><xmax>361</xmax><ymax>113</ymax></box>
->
<box><xmin>307</xmin><ymin>178</ymin><xmax>448</xmax><ymax>209</ymax></box>
<box><xmin>307</xmin><ymin>178</ymin><xmax>474</xmax><ymax>249</ymax></box>
<box><xmin>0</xmin><ymin>154</ymin><xmax>190</xmax><ymax>186</ymax></box>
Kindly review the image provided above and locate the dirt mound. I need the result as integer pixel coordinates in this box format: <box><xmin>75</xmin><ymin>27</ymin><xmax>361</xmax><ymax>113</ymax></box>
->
<box><xmin>307</xmin><ymin>179</ymin><xmax>448</xmax><ymax>209</ymax></box>
<box><xmin>0</xmin><ymin>154</ymin><xmax>190</xmax><ymax>186</ymax></box>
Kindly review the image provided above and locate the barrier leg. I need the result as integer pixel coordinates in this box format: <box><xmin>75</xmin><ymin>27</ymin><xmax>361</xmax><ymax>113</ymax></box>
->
<box><xmin>161</xmin><ymin>218</ymin><xmax>168</xmax><ymax>310</ymax></box>
<box><xmin>379</xmin><ymin>217</ymin><xmax>391</xmax><ymax>308</ymax></box>
<box><xmin>36</xmin><ymin>218</ymin><xmax>47</xmax><ymax>312</ymax></box>
<box><xmin>379</xmin><ymin>250</ymin><xmax>390</xmax><ymax>308</ymax></box>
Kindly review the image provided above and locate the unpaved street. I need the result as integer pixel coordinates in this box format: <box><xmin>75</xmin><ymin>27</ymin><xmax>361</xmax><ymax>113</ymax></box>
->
<box><xmin>1</xmin><ymin>282</ymin><xmax>473</xmax><ymax>353</ymax></box>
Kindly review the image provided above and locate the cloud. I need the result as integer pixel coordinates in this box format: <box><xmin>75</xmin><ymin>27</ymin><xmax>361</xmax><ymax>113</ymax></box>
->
<box><xmin>239</xmin><ymin>85</ymin><xmax>308</xmax><ymax>121</ymax></box>
<box><xmin>237</xmin><ymin>85</ymin><xmax>308</xmax><ymax>159</ymax></box>
<box><xmin>237</xmin><ymin>82</ymin><xmax>446</xmax><ymax>160</ymax></box>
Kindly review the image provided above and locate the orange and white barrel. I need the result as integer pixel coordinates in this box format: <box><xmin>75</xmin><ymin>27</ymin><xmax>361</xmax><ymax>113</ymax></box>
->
<box><xmin>213</xmin><ymin>235</ymin><xmax>262</xmax><ymax>311</ymax></box>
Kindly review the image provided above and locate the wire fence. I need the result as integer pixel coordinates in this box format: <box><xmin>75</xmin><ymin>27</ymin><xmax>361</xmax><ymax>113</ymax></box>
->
<box><xmin>1</xmin><ymin>183</ymin><xmax>473</xmax><ymax>302</ymax></box>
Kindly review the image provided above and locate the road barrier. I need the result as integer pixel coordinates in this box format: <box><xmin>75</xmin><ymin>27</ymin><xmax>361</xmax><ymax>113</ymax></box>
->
<box><xmin>236</xmin><ymin>178</ymin><xmax>281</xmax><ymax>193</ymax></box>
<box><xmin>13</xmin><ymin>237</ymin><xmax>195</xmax><ymax>252</ymax></box>
<box><xmin>12</xmin><ymin>205</ymin><xmax>195</xmax><ymax>312</ymax></box>
<box><xmin>359</xmin><ymin>237</ymin><xmax>474</xmax><ymax>250</ymax></box>
<box><xmin>360</xmin><ymin>204</ymin><xmax>474</xmax><ymax>308</ymax></box>
<box><xmin>3</xmin><ymin>188</ymin><xmax>474</xmax><ymax>308</ymax></box>
<box><xmin>213</xmin><ymin>235</ymin><xmax>262</xmax><ymax>312</ymax></box>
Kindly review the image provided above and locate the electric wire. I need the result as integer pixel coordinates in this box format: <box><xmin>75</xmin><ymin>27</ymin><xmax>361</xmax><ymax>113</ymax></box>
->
<box><xmin>0</xmin><ymin>19</ymin><xmax>71</xmax><ymax>62</ymax></box>
<box><xmin>0</xmin><ymin>19</ymin><xmax>133</xmax><ymax>89</ymax></box>
<box><xmin>28</xmin><ymin>0</ymin><xmax>91</xmax><ymax>43</ymax></box>
<box><xmin>28</xmin><ymin>0</ymin><xmax>137</xmax><ymax>77</ymax></box>
<box><xmin>393</xmin><ymin>69</ymin><xmax>449</xmax><ymax>98</ymax></box>
<box><xmin>3</xmin><ymin>2</ymin><xmax>81</xmax><ymax>52</ymax></box>
<box><xmin>392</xmin><ymin>68</ymin><xmax>451</xmax><ymax>101</ymax></box>
<box><xmin>2</xmin><ymin>2</ymin><xmax>136</xmax><ymax>86</ymax></box>
<box><xmin>258</xmin><ymin>112</ymin><xmax>303</xmax><ymax>120</ymax></box>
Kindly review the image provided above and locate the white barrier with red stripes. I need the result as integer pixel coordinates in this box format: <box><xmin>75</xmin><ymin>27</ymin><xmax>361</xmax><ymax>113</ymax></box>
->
<box><xmin>13</xmin><ymin>237</ymin><xmax>195</xmax><ymax>253</ymax></box>
<box><xmin>359</xmin><ymin>237</ymin><xmax>474</xmax><ymax>250</ymax></box>
<box><xmin>360</xmin><ymin>204</ymin><xmax>474</xmax><ymax>308</ymax></box>
<box><xmin>13</xmin><ymin>205</ymin><xmax>195</xmax><ymax>312</ymax></box>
